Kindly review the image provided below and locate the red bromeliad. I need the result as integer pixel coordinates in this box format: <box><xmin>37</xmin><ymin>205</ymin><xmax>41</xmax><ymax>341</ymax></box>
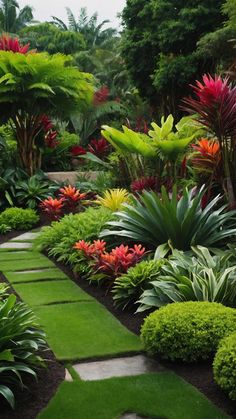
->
<box><xmin>59</xmin><ymin>185</ymin><xmax>86</xmax><ymax>211</ymax></box>
<box><xmin>71</xmin><ymin>145</ymin><xmax>87</xmax><ymax>156</ymax></box>
<box><xmin>93</xmin><ymin>86</ymin><xmax>109</xmax><ymax>106</ymax></box>
<box><xmin>0</xmin><ymin>34</ymin><xmax>31</xmax><ymax>54</ymax></box>
<box><xmin>131</xmin><ymin>177</ymin><xmax>159</xmax><ymax>194</ymax></box>
<box><xmin>40</xmin><ymin>197</ymin><xmax>64</xmax><ymax>221</ymax></box>
<box><xmin>74</xmin><ymin>240</ymin><xmax>146</xmax><ymax>280</ymax></box>
<box><xmin>88</xmin><ymin>137</ymin><xmax>110</xmax><ymax>158</ymax></box>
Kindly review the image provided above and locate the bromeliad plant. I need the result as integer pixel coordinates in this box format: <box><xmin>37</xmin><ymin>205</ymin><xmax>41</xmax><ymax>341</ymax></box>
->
<box><xmin>59</xmin><ymin>185</ymin><xmax>87</xmax><ymax>212</ymax></box>
<box><xmin>137</xmin><ymin>246</ymin><xmax>236</xmax><ymax>312</ymax></box>
<box><xmin>40</xmin><ymin>197</ymin><xmax>64</xmax><ymax>221</ymax></box>
<box><xmin>101</xmin><ymin>185</ymin><xmax>236</xmax><ymax>251</ymax></box>
<box><xmin>74</xmin><ymin>239</ymin><xmax>146</xmax><ymax>283</ymax></box>
<box><xmin>183</xmin><ymin>74</ymin><xmax>236</xmax><ymax>207</ymax></box>
<box><xmin>96</xmin><ymin>189</ymin><xmax>130</xmax><ymax>212</ymax></box>
<box><xmin>0</xmin><ymin>51</ymin><xmax>94</xmax><ymax>175</ymax></box>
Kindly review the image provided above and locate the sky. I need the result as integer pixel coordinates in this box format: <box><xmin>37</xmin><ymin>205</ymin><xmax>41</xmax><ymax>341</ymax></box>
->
<box><xmin>18</xmin><ymin>0</ymin><xmax>127</xmax><ymax>29</ymax></box>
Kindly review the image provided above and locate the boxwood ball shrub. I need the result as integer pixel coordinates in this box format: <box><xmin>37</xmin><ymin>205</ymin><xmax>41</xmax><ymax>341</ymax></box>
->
<box><xmin>213</xmin><ymin>332</ymin><xmax>236</xmax><ymax>400</ymax></box>
<box><xmin>0</xmin><ymin>207</ymin><xmax>39</xmax><ymax>230</ymax></box>
<box><xmin>141</xmin><ymin>302</ymin><xmax>236</xmax><ymax>362</ymax></box>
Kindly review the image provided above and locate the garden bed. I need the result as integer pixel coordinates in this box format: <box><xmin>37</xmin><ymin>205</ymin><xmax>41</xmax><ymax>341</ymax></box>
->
<box><xmin>50</xmin><ymin>255</ymin><xmax>236</xmax><ymax>418</ymax></box>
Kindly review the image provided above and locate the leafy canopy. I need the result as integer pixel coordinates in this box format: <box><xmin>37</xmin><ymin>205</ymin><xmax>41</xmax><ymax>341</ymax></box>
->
<box><xmin>0</xmin><ymin>51</ymin><xmax>94</xmax><ymax>121</ymax></box>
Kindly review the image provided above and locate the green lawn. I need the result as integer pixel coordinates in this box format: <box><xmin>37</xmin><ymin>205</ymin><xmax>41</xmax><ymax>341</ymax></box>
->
<box><xmin>34</xmin><ymin>302</ymin><xmax>142</xmax><ymax>361</ymax></box>
<box><xmin>5</xmin><ymin>269</ymin><xmax>68</xmax><ymax>283</ymax></box>
<box><xmin>0</xmin><ymin>251</ymin><xmax>48</xmax><ymax>262</ymax></box>
<box><xmin>14</xmin><ymin>280</ymin><xmax>93</xmax><ymax>306</ymax></box>
<box><xmin>0</xmin><ymin>257</ymin><xmax>55</xmax><ymax>271</ymax></box>
<box><xmin>38</xmin><ymin>373</ymin><xmax>228</xmax><ymax>419</ymax></box>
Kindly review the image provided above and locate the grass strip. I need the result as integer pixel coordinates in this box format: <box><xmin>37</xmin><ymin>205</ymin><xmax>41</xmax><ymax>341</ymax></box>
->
<box><xmin>38</xmin><ymin>373</ymin><xmax>228</xmax><ymax>419</ymax></box>
<box><xmin>34</xmin><ymin>302</ymin><xmax>142</xmax><ymax>361</ymax></box>
<box><xmin>0</xmin><ymin>251</ymin><xmax>49</xmax><ymax>262</ymax></box>
<box><xmin>14</xmin><ymin>280</ymin><xmax>93</xmax><ymax>306</ymax></box>
<box><xmin>5</xmin><ymin>269</ymin><xmax>69</xmax><ymax>284</ymax></box>
<box><xmin>0</xmin><ymin>258</ymin><xmax>55</xmax><ymax>271</ymax></box>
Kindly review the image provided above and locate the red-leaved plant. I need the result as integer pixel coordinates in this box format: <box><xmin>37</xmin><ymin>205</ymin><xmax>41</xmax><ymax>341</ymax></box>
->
<box><xmin>182</xmin><ymin>74</ymin><xmax>236</xmax><ymax>207</ymax></box>
<box><xmin>59</xmin><ymin>186</ymin><xmax>87</xmax><ymax>212</ymax></box>
<box><xmin>88</xmin><ymin>137</ymin><xmax>110</xmax><ymax>158</ymax></box>
<box><xmin>0</xmin><ymin>34</ymin><xmax>31</xmax><ymax>54</ymax></box>
<box><xmin>40</xmin><ymin>197</ymin><xmax>64</xmax><ymax>221</ymax></box>
<box><xmin>93</xmin><ymin>86</ymin><xmax>109</xmax><ymax>106</ymax></box>
<box><xmin>131</xmin><ymin>177</ymin><xmax>159</xmax><ymax>194</ymax></box>
<box><xmin>74</xmin><ymin>239</ymin><xmax>146</xmax><ymax>283</ymax></box>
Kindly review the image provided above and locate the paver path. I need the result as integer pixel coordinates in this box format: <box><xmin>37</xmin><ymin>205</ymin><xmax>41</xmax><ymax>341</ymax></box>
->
<box><xmin>0</xmin><ymin>231</ymin><xmax>229</xmax><ymax>419</ymax></box>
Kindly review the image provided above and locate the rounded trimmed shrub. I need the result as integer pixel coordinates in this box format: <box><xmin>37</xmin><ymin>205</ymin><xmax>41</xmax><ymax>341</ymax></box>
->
<box><xmin>213</xmin><ymin>332</ymin><xmax>236</xmax><ymax>400</ymax></box>
<box><xmin>141</xmin><ymin>302</ymin><xmax>236</xmax><ymax>362</ymax></box>
<box><xmin>0</xmin><ymin>207</ymin><xmax>39</xmax><ymax>230</ymax></box>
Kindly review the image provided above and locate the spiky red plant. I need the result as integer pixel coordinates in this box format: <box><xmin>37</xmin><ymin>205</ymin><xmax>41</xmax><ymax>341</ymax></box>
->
<box><xmin>0</xmin><ymin>34</ymin><xmax>31</xmax><ymax>54</ymax></box>
<box><xmin>182</xmin><ymin>74</ymin><xmax>236</xmax><ymax>207</ymax></box>
<box><xmin>88</xmin><ymin>137</ymin><xmax>110</xmax><ymax>158</ymax></box>
<box><xmin>131</xmin><ymin>177</ymin><xmax>158</xmax><ymax>194</ymax></box>
<box><xmin>93</xmin><ymin>86</ymin><xmax>109</xmax><ymax>106</ymax></box>
<box><xmin>74</xmin><ymin>240</ymin><xmax>146</xmax><ymax>280</ymax></box>
<box><xmin>71</xmin><ymin>145</ymin><xmax>87</xmax><ymax>156</ymax></box>
<box><xmin>59</xmin><ymin>185</ymin><xmax>86</xmax><ymax>212</ymax></box>
<box><xmin>40</xmin><ymin>197</ymin><xmax>64</xmax><ymax>221</ymax></box>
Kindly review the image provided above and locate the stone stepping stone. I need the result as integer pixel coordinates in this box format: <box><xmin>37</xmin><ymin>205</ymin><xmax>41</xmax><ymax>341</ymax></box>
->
<box><xmin>65</xmin><ymin>369</ymin><xmax>73</xmax><ymax>382</ymax></box>
<box><xmin>10</xmin><ymin>232</ymin><xmax>40</xmax><ymax>241</ymax></box>
<box><xmin>0</xmin><ymin>242</ymin><xmax>32</xmax><ymax>249</ymax></box>
<box><xmin>73</xmin><ymin>355</ymin><xmax>163</xmax><ymax>381</ymax></box>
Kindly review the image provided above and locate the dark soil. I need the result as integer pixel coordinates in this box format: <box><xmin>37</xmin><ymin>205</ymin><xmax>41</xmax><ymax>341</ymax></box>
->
<box><xmin>50</xmin><ymin>257</ymin><xmax>236</xmax><ymax>419</ymax></box>
<box><xmin>0</xmin><ymin>229</ymin><xmax>26</xmax><ymax>244</ymax></box>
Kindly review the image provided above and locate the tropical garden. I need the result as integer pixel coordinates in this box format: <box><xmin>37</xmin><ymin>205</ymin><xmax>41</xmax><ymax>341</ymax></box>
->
<box><xmin>0</xmin><ymin>0</ymin><xmax>236</xmax><ymax>417</ymax></box>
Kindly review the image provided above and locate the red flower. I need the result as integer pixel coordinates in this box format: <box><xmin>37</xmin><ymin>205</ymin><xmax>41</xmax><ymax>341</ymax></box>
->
<box><xmin>40</xmin><ymin>115</ymin><xmax>53</xmax><ymax>132</ymax></box>
<box><xmin>59</xmin><ymin>185</ymin><xmax>87</xmax><ymax>212</ymax></box>
<box><xmin>45</xmin><ymin>131</ymin><xmax>59</xmax><ymax>149</ymax></box>
<box><xmin>131</xmin><ymin>177</ymin><xmax>158</xmax><ymax>194</ymax></box>
<box><xmin>40</xmin><ymin>197</ymin><xmax>64</xmax><ymax>220</ymax></box>
<box><xmin>0</xmin><ymin>34</ymin><xmax>31</xmax><ymax>54</ymax></box>
<box><xmin>191</xmin><ymin>138</ymin><xmax>222</xmax><ymax>177</ymax></box>
<box><xmin>88</xmin><ymin>138</ymin><xmax>110</xmax><ymax>158</ymax></box>
<box><xmin>71</xmin><ymin>145</ymin><xmax>87</xmax><ymax>156</ymax></box>
<box><xmin>93</xmin><ymin>86</ymin><xmax>109</xmax><ymax>106</ymax></box>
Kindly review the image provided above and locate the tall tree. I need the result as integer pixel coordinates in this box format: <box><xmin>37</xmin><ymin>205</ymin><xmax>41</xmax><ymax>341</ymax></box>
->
<box><xmin>121</xmin><ymin>0</ymin><xmax>226</xmax><ymax>117</ymax></box>
<box><xmin>0</xmin><ymin>0</ymin><xmax>33</xmax><ymax>33</ymax></box>
<box><xmin>51</xmin><ymin>7</ymin><xmax>117</xmax><ymax>48</ymax></box>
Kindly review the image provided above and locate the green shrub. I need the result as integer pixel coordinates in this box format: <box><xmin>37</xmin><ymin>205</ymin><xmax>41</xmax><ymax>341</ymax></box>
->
<box><xmin>213</xmin><ymin>332</ymin><xmax>236</xmax><ymax>400</ymax></box>
<box><xmin>113</xmin><ymin>260</ymin><xmax>165</xmax><ymax>309</ymax></box>
<box><xmin>0</xmin><ymin>207</ymin><xmax>39</xmax><ymax>230</ymax></box>
<box><xmin>0</xmin><ymin>223</ymin><xmax>11</xmax><ymax>234</ymax></box>
<box><xmin>0</xmin><ymin>293</ymin><xmax>47</xmax><ymax>408</ymax></box>
<box><xmin>141</xmin><ymin>302</ymin><xmax>236</xmax><ymax>362</ymax></box>
<box><xmin>34</xmin><ymin>207</ymin><xmax>114</xmax><ymax>270</ymax></box>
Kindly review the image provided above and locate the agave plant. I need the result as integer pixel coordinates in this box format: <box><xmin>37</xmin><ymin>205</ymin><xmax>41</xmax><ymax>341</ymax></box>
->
<box><xmin>101</xmin><ymin>185</ymin><xmax>236</xmax><ymax>250</ymax></box>
<box><xmin>137</xmin><ymin>246</ymin><xmax>236</xmax><ymax>312</ymax></box>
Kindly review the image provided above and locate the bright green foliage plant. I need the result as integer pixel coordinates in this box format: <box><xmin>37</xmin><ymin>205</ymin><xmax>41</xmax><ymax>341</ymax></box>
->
<box><xmin>0</xmin><ymin>207</ymin><xmax>39</xmax><ymax>230</ymax></box>
<box><xmin>34</xmin><ymin>207</ymin><xmax>114</xmax><ymax>273</ymax></box>
<box><xmin>213</xmin><ymin>332</ymin><xmax>236</xmax><ymax>400</ymax></box>
<box><xmin>15</xmin><ymin>175</ymin><xmax>54</xmax><ymax>208</ymax></box>
<box><xmin>141</xmin><ymin>301</ymin><xmax>236</xmax><ymax>362</ymax></box>
<box><xmin>113</xmin><ymin>259</ymin><xmax>165</xmax><ymax>309</ymax></box>
<box><xmin>101</xmin><ymin>186</ymin><xmax>236</xmax><ymax>250</ymax></box>
<box><xmin>138</xmin><ymin>246</ymin><xmax>236</xmax><ymax>311</ymax></box>
<box><xmin>0</xmin><ymin>51</ymin><xmax>94</xmax><ymax>175</ymax></box>
<box><xmin>0</xmin><ymin>293</ymin><xmax>47</xmax><ymax>408</ymax></box>
<box><xmin>96</xmin><ymin>189</ymin><xmax>130</xmax><ymax>212</ymax></box>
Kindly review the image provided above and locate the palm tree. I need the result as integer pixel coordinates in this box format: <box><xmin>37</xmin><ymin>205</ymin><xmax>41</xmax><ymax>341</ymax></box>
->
<box><xmin>0</xmin><ymin>0</ymin><xmax>34</xmax><ymax>33</ymax></box>
<box><xmin>51</xmin><ymin>7</ymin><xmax>117</xmax><ymax>48</ymax></box>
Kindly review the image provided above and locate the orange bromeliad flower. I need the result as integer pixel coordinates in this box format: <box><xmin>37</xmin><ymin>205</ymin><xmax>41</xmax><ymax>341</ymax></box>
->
<box><xmin>193</xmin><ymin>138</ymin><xmax>220</xmax><ymax>157</ymax></box>
<box><xmin>59</xmin><ymin>185</ymin><xmax>86</xmax><ymax>203</ymax></box>
<box><xmin>40</xmin><ymin>197</ymin><xmax>64</xmax><ymax>220</ymax></box>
